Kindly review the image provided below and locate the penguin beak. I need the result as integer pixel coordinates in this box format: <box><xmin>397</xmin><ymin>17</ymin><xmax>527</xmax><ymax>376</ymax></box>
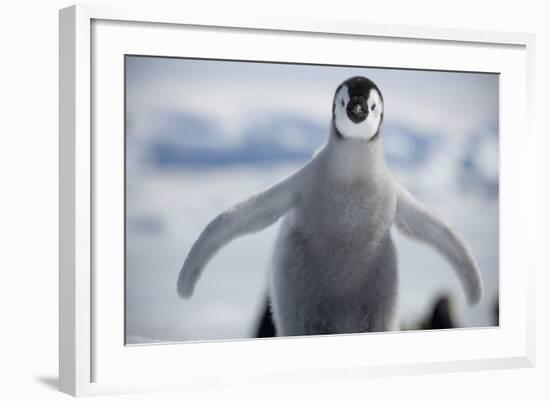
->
<box><xmin>347</xmin><ymin>96</ymin><xmax>368</xmax><ymax>123</ymax></box>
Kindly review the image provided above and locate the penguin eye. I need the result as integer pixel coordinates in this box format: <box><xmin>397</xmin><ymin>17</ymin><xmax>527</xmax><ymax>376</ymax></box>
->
<box><xmin>371</xmin><ymin>104</ymin><xmax>376</xmax><ymax>111</ymax></box>
<box><xmin>341</xmin><ymin>99</ymin><xmax>345</xmax><ymax>107</ymax></box>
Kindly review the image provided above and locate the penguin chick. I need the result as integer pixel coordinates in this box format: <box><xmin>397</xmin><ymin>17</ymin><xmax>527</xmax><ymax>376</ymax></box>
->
<box><xmin>177</xmin><ymin>76</ymin><xmax>483</xmax><ymax>336</ymax></box>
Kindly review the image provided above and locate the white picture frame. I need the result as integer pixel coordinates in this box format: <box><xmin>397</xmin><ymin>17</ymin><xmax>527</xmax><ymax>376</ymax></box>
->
<box><xmin>59</xmin><ymin>4</ymin><xmax>536</xmax><ymax>397</ymax></box>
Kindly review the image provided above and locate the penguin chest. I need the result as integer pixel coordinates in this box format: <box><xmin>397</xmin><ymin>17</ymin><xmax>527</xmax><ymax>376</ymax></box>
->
<box><xmin>301</xmin><ymin>181</ymin><xmax>396</xmax><ymax>248</ymax></box>
<box><xmin>273</xmin><ymin>180</ymin><xmax>397</xmax><ymax>305</ymax></box>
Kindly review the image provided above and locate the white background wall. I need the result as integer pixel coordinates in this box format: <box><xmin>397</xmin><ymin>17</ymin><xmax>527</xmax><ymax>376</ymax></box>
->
<box><xmin>0</xmin><ymin>0</ymin><xmax>547</xmax><ymax>399</ymax></box>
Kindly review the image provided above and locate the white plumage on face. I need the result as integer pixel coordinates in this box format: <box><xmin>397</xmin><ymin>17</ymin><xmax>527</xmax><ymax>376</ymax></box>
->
<box><xmin>334</xmin><ymin>84</ymin><xmax>384</xmax><ymax>140</ymax></box>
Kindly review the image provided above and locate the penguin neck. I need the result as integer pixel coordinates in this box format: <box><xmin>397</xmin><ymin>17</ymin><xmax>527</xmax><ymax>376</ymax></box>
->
<box><xmin>322</xmin><ymin>120</ymin><xmax>389</xmax><ymax>185</ymax></box>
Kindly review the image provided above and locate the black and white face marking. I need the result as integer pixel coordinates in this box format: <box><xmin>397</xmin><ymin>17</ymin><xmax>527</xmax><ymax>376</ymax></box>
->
<box><xmin>333</xmin><ymin>76</ymin><xmax>384</xmax><ymax>141</ymax></box>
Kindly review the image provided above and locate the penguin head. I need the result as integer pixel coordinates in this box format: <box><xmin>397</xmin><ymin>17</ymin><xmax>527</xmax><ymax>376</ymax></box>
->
<box><xmin>332</xmin><ymin>76</ymin><xmax>384</xmax><ymax>141</ymax></box>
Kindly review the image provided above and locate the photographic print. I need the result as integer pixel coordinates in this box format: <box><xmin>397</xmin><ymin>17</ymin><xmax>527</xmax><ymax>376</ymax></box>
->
<box><xmin>124</xmin><ymin>56</ymin><xmax>499</xmax><ymax>344</ymax></box>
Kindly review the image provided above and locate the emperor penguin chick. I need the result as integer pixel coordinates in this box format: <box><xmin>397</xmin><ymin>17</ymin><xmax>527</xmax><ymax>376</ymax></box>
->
<box><xmin>177</xmin><ymin>76</ymin><xmax>483</xmax><ymax>336</ymax></box>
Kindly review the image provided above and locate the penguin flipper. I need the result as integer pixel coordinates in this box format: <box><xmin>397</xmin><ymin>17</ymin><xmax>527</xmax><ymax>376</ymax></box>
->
<box><xmin>393</xmin><ymin>183</ymin><xmax>483</xmax><ymax>305</ymax></box>
<box><xmin>176</xmin><ymin>168</ymin><xmax>304</xmax><ymax>299</ymax></box>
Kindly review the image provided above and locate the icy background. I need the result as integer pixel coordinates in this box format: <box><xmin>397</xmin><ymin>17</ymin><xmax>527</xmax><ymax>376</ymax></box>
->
<box><xmin>125</xmin><ymin>56</ymin><xmax>499</xmax><ymax>344</ymax></box>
